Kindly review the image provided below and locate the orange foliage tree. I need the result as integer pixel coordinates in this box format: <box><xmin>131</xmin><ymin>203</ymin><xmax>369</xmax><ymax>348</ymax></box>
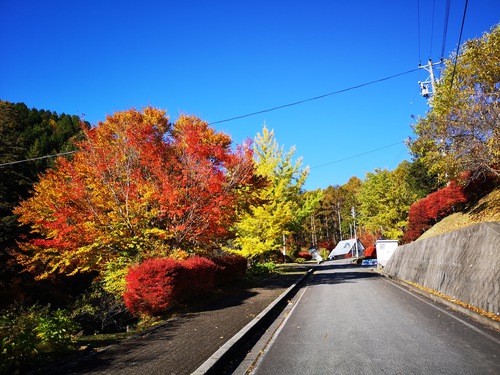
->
<box><xmin>14</xmin><ymin>107</ymin><xmax>258</xmax><ymax>291</ymax></box>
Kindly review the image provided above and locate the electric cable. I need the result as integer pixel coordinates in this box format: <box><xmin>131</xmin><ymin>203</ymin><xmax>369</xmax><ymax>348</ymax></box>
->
<box><xmin>417</xmin><ymin>0</ymin><xmax>422</xmax><ymax>64</ymax></box>
<box><xmin>429</xmin><ymin>0</ymin><xmax>436</xmax><ymax>58</ymax></box>
<box><xmin>1</xmin><ymin>68</ymin><xmax>420</xmax><ymax>168</ymax></box>
<box><xmin>310</xmin><ymin>141</ymin><xmax>404</xmax><ymax>170</ymax></box>
<box><xmin>209</xmin><ymin>68</ymin><xmax>419</xmax><ymax>125</ymax></box>
<box><xmin>440</xmin><ymin>0</ymin><xmax>451</xmax><ymax>60</ymax></box>
<box><xmin>449</xmin><ymin>0</ymin><xmax>469</xmax><ymax>90</ymax></box>
<box><xmin>0</xmin><ymin>151</ymin><xmax>76</xmax><ymax>167</ymax></box>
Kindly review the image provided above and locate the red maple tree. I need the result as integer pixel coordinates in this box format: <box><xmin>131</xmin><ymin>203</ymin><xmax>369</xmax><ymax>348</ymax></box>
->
<box><xmin>14</xmin><ymin>107</ymin><xmax>259</xmax><ymax>282</ymax></box>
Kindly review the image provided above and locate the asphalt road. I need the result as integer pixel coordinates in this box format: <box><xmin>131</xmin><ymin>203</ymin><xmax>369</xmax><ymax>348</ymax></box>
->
<box><xmin>246</xmin><ymin>259</ymin><xmax>500</xmax><ymax>375</ymax></box>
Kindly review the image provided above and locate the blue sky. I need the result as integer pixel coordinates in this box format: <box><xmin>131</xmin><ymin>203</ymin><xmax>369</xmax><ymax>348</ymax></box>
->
<box><xmin>1</xmin><ymin>1</ymin><xmax>499</xmax><ymax>190</ymax></box>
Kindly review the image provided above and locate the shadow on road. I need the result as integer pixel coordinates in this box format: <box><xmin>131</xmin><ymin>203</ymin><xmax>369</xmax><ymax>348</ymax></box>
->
<box><xmin>307</xmin><ymin>260</ymin><xmax>380</xmax><ymax>286</ymax></box>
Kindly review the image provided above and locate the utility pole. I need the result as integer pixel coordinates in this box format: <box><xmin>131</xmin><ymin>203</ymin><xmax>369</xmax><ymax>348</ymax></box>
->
<box><xmin>337</xmin><ymin>202</ymin><xmax>342</xmax><ymax>241</ymax></box>
<box><xmin>282</xmin><ymin>233</ymin><xmax>286</xmax><ymax>263</ymax></box>
<box><xmin>418</xmin><ymin>59</ymin><xmax>442</xmax><ymax>105</ymax></box>
<box><xmin>351</xmin><ymin>207</ymin><xmax>358</xmax><ymax>258</ymax></box>
<box><xmin>310</xmin><ymin>216</ymin><xmax>317</xmax><ymax>248</ymax></box>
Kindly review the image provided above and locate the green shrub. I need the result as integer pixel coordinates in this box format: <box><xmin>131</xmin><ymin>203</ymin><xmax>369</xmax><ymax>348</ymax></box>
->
<box><xmin>0</xmin><ymin>305</ymin><xmax>79</xmax><ymax>374</ymax></box>
<box><xmin>35</xmin><ymin>309</ymin><xmax>79</xmax><ymax>351</ymax></box>
<box><xmin>71</xmin><ymin>282</ymin><xmax>134</xmax><ymax>334</ymax></box>
<box><xmin>249</xmin><ymin>262</ymin><xmax>276</xmax><ymax>275</ymax></box>
<box><xmin>319</xmin><ymin>248</ymin><xmax>330</xmax><ymax>260</ymax></box>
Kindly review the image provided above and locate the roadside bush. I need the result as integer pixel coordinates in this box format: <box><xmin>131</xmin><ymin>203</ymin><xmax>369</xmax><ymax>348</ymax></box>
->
<box><xmin>71</xmin><ymin>282</ymin><xmax>134</xmax><ymax>334</ymax></box>
<box><xmin>249</xmin><ymin>261</ymin><xmax>276</xmax><ymax>276</ymax></box>
<box><xmin>404</xmin><ymin>180</ymin><xmax>468</xmax><ymax>243</ymax></box>
<box><xmin>123</xmin><ymin>254</ymin><xmax>248</xmax><ymax>317</ymax></box>
<box><xmin>319</xmin><ymin>248</ymin><xmax>330</xmax><ymax>260</ymax></box>
<box><xmin>0</xmin><ymin>305</ymin><xmax>79</xmax><ymax>374</ymax></box>
<box><xmin>181</xmin><ymin>257</ymin><xmax>217</xmax><ymax>295</ymax></box>
<box><xmin>212</xmin><ymin>254</ymin><xmax>247</xmax><ymax>285</ymax></box>
<box><xmin>262</xmin><ymin>250</ymin><xmax>286</xmax><ymax>263</ymax></box>
<box><xmin>124</xmin><ymin>258</ymin><xmax>184</xmax><ymax>317</ymax></box>
<box><xmin>364</xmin><ymin>246</ymin><xmax>376</xmax><ymax>258</ymax></box>
<box><xmin>296</xmin><ymin>251</ymin><xmax>312</xmax><ymax>260</ymax></box>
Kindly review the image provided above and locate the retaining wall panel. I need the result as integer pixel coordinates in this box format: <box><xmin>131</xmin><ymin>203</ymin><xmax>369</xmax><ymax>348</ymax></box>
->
<box><xmin>384</xmin><ymin>222</ymin><xmax>500</xmax><ymax>316</ymax></box>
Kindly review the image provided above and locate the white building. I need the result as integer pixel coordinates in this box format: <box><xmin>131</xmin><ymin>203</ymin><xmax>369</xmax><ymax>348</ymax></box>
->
<box><xmin>328</xmin><ymin>239</ymin><xmax>365</xmax><ymax>259</ymax></box>
<box><xmin>376</xmin><ymin>240</ymin><xmax>398</xmax><ymax>267</ymax></box>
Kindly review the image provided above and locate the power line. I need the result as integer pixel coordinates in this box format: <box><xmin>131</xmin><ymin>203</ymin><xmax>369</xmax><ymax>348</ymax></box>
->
<box><xmin>449</xmin><ymin>0</ymin><xmax>469</xmax><ymax>90</ymax></box>
<box><xmin>0</xmin><ymin>151</ymin><xmax>76</xmax><ymax>168</ymax></box>
<box><xmin>310</xmin><ymin>141</ymin><xmax>405</xmax><ymax>170</ymax></box>
<box><xmin>429</xmin><ymin>0</ymin><xmax>436</xmax><ymax>58</ymax></box>
<box><xmin>2</xmin><ymin>68</ymin><xmax>419</xmax><ymax>168</ymax></box>
<box><xmin>417</xmin><ymin>0</ymin><xmax>422</xmax><ymax>63</ymax></box>
<box><xmin>209</xmin><ymin>68</ymin><xmax>419</xmax><ymax>125</ymax></box>
<box><xmin>440</xmin><ymin>0</ymin><xmax>451</xmax><ymax>60</ymax></box>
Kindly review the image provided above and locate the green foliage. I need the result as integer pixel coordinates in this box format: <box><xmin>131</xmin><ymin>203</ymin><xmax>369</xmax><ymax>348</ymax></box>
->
<box><xmin>0</xmin><ymin>101</ymin><xmax>87</xmax><ymax>294</ymax></box>
<box><xmin>34</xmin><ymin>309</ymin><xmax>79</xmax><ymax>350</ymax></box>
<box><xmin>409</xmin><ymin>24</ymin><xmax>500</xmax><ymax>182</ymax></box>
<box><xmin>71</xmin><ymin>282</ymin><xmax>133</xmax><ymax>334</ymax></box>
<box><xmin>298</xmin><ymin>177</ymin><xmax>362</xmax><ymax>248</ymax></box>
<box><xmin>249</xmin><ymin>261</ymin><xmax>276</xmax><ymax>276</ymax></box>
<box><xmin>319</xmin><ymin>248</ymin><xmax>330</xmax><ymax>260</ymax></box>
<box><xmin>232</xmin><ymin>126</ymin><xmax>316</xmax><ymax>258</ymax></box>
<box><xmin>358</xmin><ymin>162</ymin><xmax>419</xmax><ymax>240</ymax></box>
<box><xmin>0</xmin><ymin>305</ymin><xmax>79</xmax><ymax>374</ymax></box>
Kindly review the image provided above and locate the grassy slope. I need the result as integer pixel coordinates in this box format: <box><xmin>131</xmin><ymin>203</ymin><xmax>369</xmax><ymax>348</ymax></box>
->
<box><xmin>419</xmin><ymin>185</ymin><xmax>500</xmax><ymax>240</ymax></box>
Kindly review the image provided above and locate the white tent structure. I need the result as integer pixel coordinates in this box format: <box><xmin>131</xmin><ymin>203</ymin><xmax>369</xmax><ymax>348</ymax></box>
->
<box><xmin>328</xmin><ymin>239</ymin><xmax>365</xmax><ymax>259</ymax></box>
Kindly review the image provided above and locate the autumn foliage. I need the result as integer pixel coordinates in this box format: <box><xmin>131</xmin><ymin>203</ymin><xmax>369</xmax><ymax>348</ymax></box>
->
<box><xmin>13</xmin><ymin>107</ymin><xmax>258</xmax><ymax>287</ymax></box>
<box><xmin>124</xmin><ymin>258</ymin><xmax>184</xmax><ymax>316</ymax></box>
<box><xmin>182</xmin><ymin>257</ymin><xmax>217</xmax><ymax>295</ymax></box>
<box><xmin>211</xmin><ymin>254</ymin><xmax>247</xmax><ymax>285</ymax></box>
<box><xmin>364</xmin><ymin>246</ymin><xmax>376</xmax><ymax>258</ymax></box>
<box><xmin>296</xmin><ymin>251</ymin><xmax>312</xmax><ymax>260</ymax></box>
<box><xmin>403</xmin><ymin>180</ymin><xmax>468</xmax><ymax>243</ymax></box>
<box><xmin>123</xmin><ymin>254</ymin><xmax>246</xmax><ymax>316</ymax></box>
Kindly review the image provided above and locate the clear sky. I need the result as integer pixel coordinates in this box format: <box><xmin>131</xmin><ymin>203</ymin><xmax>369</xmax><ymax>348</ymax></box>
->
<box><xmin>1</xmin><ymin>1</ymin><xmax>499</xmax><ymax>190</ymax></box>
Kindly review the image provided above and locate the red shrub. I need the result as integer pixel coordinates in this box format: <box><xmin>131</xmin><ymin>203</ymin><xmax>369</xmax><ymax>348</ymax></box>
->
<box><xmin>124</xmin><ymin>258</ymin><xmax>184</xmax><ymax>316</ymax></box>
<box><xmin>317</xmin><ymin>241</ymin><xmax>334</xmax><ymax>251</ymax></box>
<box><xmin>297</xmin><ymin>251</ymin><xmax>312</xmax><ymax>260</ymax></box>
<box><xmin>124</xmin><ymin>255</ymin><xmax>247</xmax><ymax>316</ymax></box>
<box><xmin>364</xmin><ymin>246</ymin><xmax>376</xmax><ymax>258</ymax></box>
<box><xmin>404</xmin><ymin>180</ymin><xmax>468</xmax><ymax>243</ymax></box>
<box><xmin>211</xmin><ymin>254</ymin><xmax>247</xmax><ymax>284</ymax></box>
<box><xmin>181</xmin><ymin>256</ymin><xmax>217</xmax><ymax>294</ymax></box>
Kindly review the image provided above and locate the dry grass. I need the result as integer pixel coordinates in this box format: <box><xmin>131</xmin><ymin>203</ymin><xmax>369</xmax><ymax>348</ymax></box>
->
<box><xmin>419</xmin><ymin>185</ymin><xmax>500</xmax><ymax>240</ymax></box>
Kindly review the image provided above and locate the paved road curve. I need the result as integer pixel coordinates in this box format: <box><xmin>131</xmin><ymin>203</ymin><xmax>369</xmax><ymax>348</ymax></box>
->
<box><xmin>248</xmin><ymin>260</ymin><xmax>500</xmax><ymax>375</ymax></box>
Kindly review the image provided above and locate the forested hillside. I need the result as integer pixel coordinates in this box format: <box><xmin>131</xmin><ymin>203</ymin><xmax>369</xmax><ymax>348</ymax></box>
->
<box><xmin>0</xmin><ymin>101</ymin><xmax>88</xmax><ymax>300</ymax></box>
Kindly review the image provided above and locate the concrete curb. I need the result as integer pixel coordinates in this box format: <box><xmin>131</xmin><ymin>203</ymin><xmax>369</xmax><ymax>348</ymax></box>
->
<box><xmin>382</xmin><ymin>273</ymin><xmax>500</xmax><ymax>333</ymax></box>
<box><xmin>192</xmin><ymin>267</ymin><xmax>315</xmax><ymax>375</ymax></box>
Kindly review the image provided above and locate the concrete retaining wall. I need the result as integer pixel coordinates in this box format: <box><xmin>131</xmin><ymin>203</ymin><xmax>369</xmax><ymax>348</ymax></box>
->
<box><xmin>384</xmin><ymin>222</ymin><xmax>500</xmax><ymax>317</ymax></box>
